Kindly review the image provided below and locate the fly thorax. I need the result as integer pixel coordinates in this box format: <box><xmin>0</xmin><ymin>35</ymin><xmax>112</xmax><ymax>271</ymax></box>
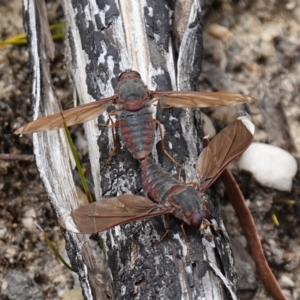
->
<box><xmin>167</xmin><ymin>186</ymin><xmax>203</xmax><ymax>222</ymax></box>
<box><xmin>168</xmin><ymin>198</ymin><xmax>192</xmax><ymax>225</ymax></box>
<box><xmin>118</xmin><ymin>78</ymin><xmax>147</xmax><ymax>101</ymax></box>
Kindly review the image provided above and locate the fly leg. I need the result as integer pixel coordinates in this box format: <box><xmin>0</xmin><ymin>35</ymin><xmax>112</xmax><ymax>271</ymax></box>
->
<box><xmin>155</xmin><ymin>217</ymin><xmax>192</xmax><ymax>261</ymax></box>
<box><xmin>98</xmin><ymin>113</ymin><xmax>119</xmax><ymax>167</ymax></box>
<box><xmin>154</xmin><ymin>214</ymin><xmax>172</xmax><ymax>248</ymax></box>
<box><xmin>155</xmin><ymin>228</ymin><xmax>172</xmax><ymax>247</ymax></box>
<box><xmin>200</xmin><ymin>219</ymin><xmax>224</xmax><ymax>235</ymax></box>
<box><xmin>199</xmin><ymin>200</ymin><xmax>223</xmax><ymax>235</ymax></box>
<box><xmin>154</xmin><ymin>119</ymin><xmax>184</xmax><ymax>179</ymax></box>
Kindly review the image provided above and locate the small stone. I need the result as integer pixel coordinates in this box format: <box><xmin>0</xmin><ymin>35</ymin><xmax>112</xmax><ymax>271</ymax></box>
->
<box><xmin>4</xmin><ymin>247</ymin><xmax>17</xmax><ymax>260</ymax></box>
<box><xmin>0</xmin><ymin>226</ymin><xmax>7</xmax><ymax>238</ymax></box>
<box><xmin>279</xmin><ymin>274</ymin><xmax>295</xmax><ymax>288</ymax></box>
<box><xmin>208</xmin><ymin>24</ymin><xmax>233</xmax><ymax>42</ymax></box>
<box><xmin>24</xmin><ymin>208</ymin><xmax>36</xmax><ymax>218</ymax></box>
<box><xmin>2</xmin><ymin>270</ymin><xmax>44</xmax><ymax>300</ymax></box>
<box><xmin>61</xmin><ymin>289</ymin><xmax>83</xmax><ymax>300</ymax></box>
<box><xmin>22</xmin><ymin>208</ymin><xmax>36</xmax><ymax>228</ymax></box>
<box><xmin>285</xmin><ymin>0</ymin><xmax>296</xmax><ymax>10</ymax></box>
<box><xmin>238</xmin><ymin>143</ymin><xmax>298</xmax><ymax>192</ymax></box>
<box><xmin>266</xmin><ymin>239</ymin><xmax>283</xmax><ymax>265</ymax></box>
<box><xmin>22</xmin><ymin>217</ymin><xmax>34</xmax><ymax>228</ymax></box>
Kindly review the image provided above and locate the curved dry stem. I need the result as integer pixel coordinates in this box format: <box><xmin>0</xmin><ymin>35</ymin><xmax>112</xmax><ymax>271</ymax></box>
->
<box><xmin>221</xmin><ymin>168</ymin><xmax>286</xmax><ymax>300</ymax></box>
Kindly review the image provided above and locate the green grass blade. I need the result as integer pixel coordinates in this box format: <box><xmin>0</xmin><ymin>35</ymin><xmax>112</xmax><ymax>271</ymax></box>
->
<box><xmin>63</xmin><ymin>120</ymin><xmax>93</xmax><ymax>203</ymax></box>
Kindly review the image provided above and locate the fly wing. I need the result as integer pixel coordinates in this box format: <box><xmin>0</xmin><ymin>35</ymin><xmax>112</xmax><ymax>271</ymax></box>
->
<box><xmin>14</xmin><ymin>96</ymin><xmax>116</xmax><ymax>134</ymax></box>
<box><xmin>58</xmin><ymin>194</ymin><xmax>170</xmax><ymax>234</ymax></box>
<box><xmin>196</xmin><ymin>116</ymin><xmax>255</xmax><ymax>192</ymax></box>
<box><xmin>150</xmin><ymin>91</ymin><xmax>256</xmax><ymax>108</ymax></box>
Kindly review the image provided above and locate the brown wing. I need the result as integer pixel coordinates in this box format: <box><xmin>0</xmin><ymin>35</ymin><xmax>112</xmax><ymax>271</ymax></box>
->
<box><xmin>196</xmin><ymin>116</ymin><xmax>255</xmax><ymax>192</ymax></box>
<box><xmin>14</xmin><ymin>96</ymin><xmax>116</xmax><ymax>134</ymax></box>
<box><xmin>58</xmin><ymin>194</ymin><xmax>170</xmax><ymax>234</ymax></box>
<box><xmin>150</xmin><ymin>91</ymin><xmax>256</xmax><ymax>108</ymax></box>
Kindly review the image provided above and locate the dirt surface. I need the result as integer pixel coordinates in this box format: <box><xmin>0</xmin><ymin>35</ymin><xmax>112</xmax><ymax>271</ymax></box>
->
<box><xmin>0</xmin><ymin>1</ymin><xmax>76</xmax><ymax>300</ymax></box>
<box><xmin>1</xmin><ymin>0</ymin><xmax>300</xmax><ymax>299</ymax></box>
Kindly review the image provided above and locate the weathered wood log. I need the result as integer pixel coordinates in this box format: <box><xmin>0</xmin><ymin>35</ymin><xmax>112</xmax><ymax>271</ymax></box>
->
<box><xmin>23</xmin><ymin>0</ymin><xmax>237</xmax><ymax>298</ymax></box>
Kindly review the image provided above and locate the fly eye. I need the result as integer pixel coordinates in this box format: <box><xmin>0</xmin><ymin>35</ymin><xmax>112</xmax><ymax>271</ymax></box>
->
<box><xmin>190</xmin><ymin>210</ymin><xmax>210</xmax><ymax>229</ymax></box>
<box><xmin>190</xmin><ymin>213</ymin><xmax>203</xmax><ymax>229</ymax></box>
<box><xmin>200</xmin><ymin>210</ymin><xmax>210</xmax><ymax>220</ymax></box>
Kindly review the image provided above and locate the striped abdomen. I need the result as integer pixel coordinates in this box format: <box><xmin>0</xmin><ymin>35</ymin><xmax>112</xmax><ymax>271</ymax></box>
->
<box><xmin>140</xmin><ymin>158</ymin><xmax>204</xmax><ymax>226</ymax></box>
<box><xmin>140</xmin><ymin>157</ymin><xmax>185</xmax><ymax>203</ymax></box>
<box><xmin>119</xmin><ymin>107</ymin><xmax>155</xmax><ymax>160</ymax></box>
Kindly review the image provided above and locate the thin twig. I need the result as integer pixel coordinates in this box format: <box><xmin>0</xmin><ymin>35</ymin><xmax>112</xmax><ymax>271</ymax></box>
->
<box><xmin>0</xmin><ymin>154</ymin><xmax>34</xmax><ymax>162</ymax></box>
<box><xmin>221</xmin><ymin>168</ymin><xmax>286</xmax><ymax>300</ymax></box>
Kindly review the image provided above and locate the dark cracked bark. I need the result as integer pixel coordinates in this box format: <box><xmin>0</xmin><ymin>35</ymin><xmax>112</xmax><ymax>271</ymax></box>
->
<box><xmin>23</xmin><ymin>0</ymin><xmax>237</xmax><ymax>299</ymax></box>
